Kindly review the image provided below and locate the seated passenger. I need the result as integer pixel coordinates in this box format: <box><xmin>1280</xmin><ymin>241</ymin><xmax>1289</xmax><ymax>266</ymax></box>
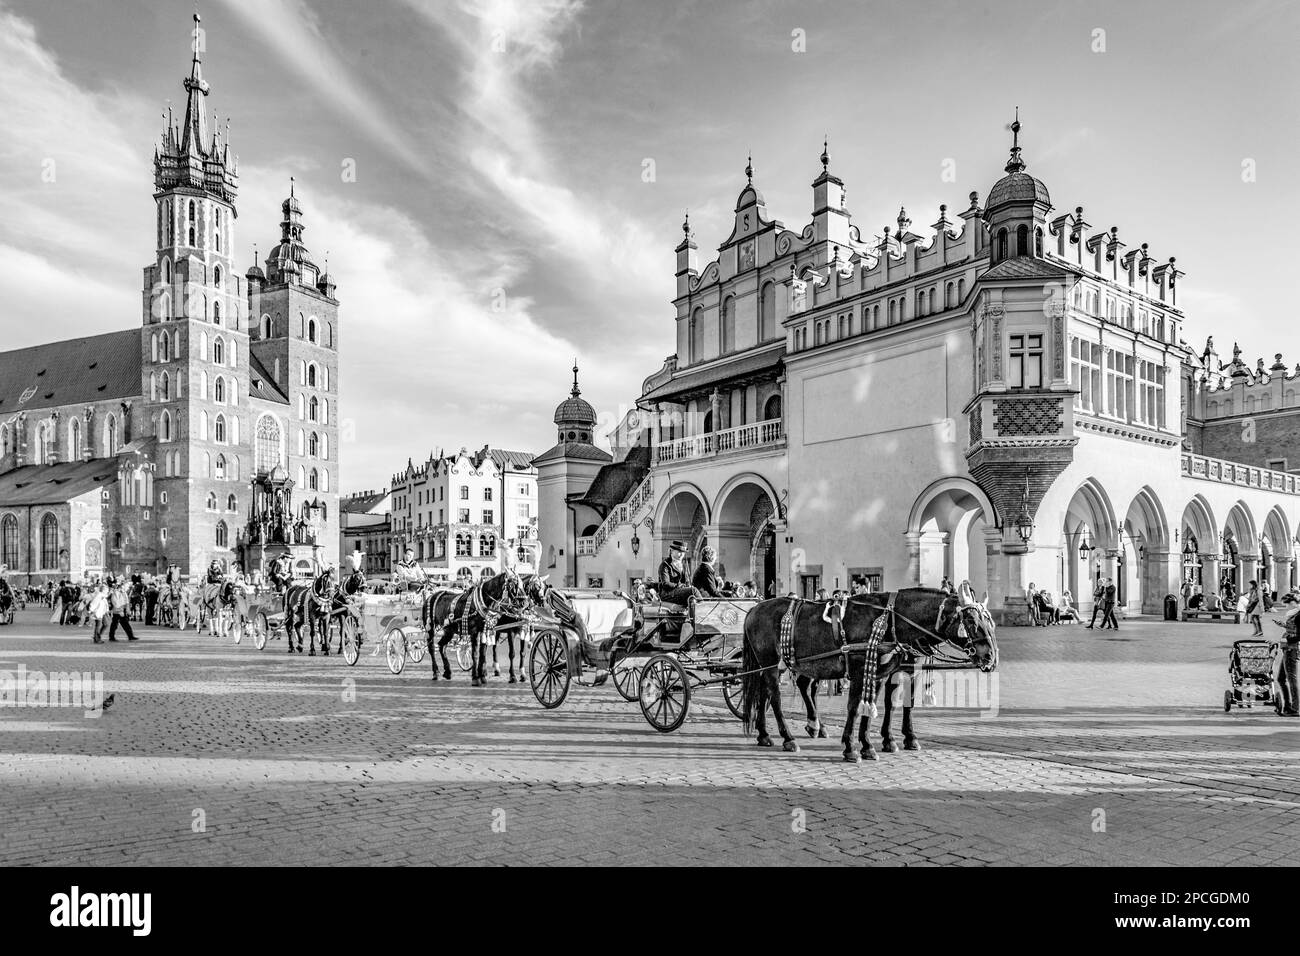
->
<box><xmin>656</xmin><ymin>540</ymin><xmax>695</xmax><ymax>606</ymax></box>
<box><xmin>691</xmin><ymin>547</ymin><xmax>724</xmax><ymax>599</ymax></box>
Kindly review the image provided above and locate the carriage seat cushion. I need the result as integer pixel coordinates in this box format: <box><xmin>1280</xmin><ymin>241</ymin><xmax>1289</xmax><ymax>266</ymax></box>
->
<box><xmin>572</xmin><ymin>598</ymin><xmax>634</xmax><ymax>641</ymax></box>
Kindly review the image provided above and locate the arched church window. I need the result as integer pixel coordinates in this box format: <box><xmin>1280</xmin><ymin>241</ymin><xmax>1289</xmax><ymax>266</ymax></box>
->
<box><xmin>214</xmin><ymin>264</ymin><xmax>222</xmax><ymax>288</ymax></box>
<box><xmin>996</xmin><ymin>228</ymin><xmax>1008</xmax><ymax>262</ymax></box>
<box><xmin>213</xmin><ymin>301</ymin><xmax>221</xmax><ymax>326</ymax></box>
<box><xmin>1035</xmin><ymin>227</ymin><xmax>1044</xmax><ymax>256</ymax></box>
<box><xmin>255</xmin><ymin>415</ymin><xmax>282</xmax><ymax>475</ymax></box>
<box><xmin>261</xmin><ymin>315</ymin><xmax>272</xmax><ymax>339</ymax></box>
<box><xmin>215</xmin><ymin>454</ymin><xmax>227</xmax><ymax>480</ymax></box>
<box><xmin>215</xmin><ymin>415</ymin><xmax>227</xmax><ymax>444</ymax></box>
<box><xmin>308</xmin><ymin>318</ymin><xmax>317</xmax><ymax>343</ymax></box>
<box><xmin>1016</xmin><ymin>225</ymin><xmax>1029</xmax><ymax>256</ymax></box>
<box><xmin>213</xmin><ymin>337</ymin><xmax>224</xmax><ymax>365</ymax></box>
<box><xmin>309</xmin><ymin>397</ymin><xmax>319</xmax><ymax>422</ymax></box>
<box><xmin>214</xmin><ymin>376</ymin><xmax>225</xmax><ymax>404</ymax></box>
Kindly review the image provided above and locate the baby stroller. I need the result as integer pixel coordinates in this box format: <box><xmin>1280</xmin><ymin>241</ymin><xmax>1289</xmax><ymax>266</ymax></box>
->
<box><xmin>1223</xmin><ymin>639</ymin><xmax>1282</xmax><ymax>713</ymax></box>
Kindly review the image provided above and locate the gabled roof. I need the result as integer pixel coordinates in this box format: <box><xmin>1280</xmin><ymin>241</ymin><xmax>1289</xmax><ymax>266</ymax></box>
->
<box><xmin>490</xmin><ymin>449</ymin><xmax>536</xmax><ymax>473</ymax></box>
<box><xmin>0</xmin><ymin>330</ymin><xmax>141</xmax><ymax>414</ymax></box>
<box><xmin>0</xmin><ymin>456</ymin><xmax>124</xmax><ymax>506</ymax></box>
<box><xmin>532</xmin><ymin>442</ymin><xmax>613</xmax><ymax>466</ymax></box>
<box><xmin>340</xmin><ymin>491</ymin><xmax>389</xmax><ymax>514</ymax></box>
<box><xmin>247</xmin><ymin>351</ymin><xmax>290</xmax><ymax>405</ymax></box>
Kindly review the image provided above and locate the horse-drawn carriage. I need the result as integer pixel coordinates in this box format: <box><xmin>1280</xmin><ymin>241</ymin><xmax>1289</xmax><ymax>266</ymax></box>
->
<box><xmin>234</xmin><ymin>585</ymin><xmax>359</xmax><ymax>664</ymax></box>
<box><xmin>347</xmin><ymin>589</ymin><xmax>431</xmax><ymax>674</ymax></box>
<box><xmin>526</xmin><ymin>590</ymin><xmax>757</xmax><ymax>732</ymax></box>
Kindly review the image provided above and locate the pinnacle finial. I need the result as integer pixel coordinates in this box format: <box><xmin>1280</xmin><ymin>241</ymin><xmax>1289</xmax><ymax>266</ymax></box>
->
<box><xmin>290</xmin><ymin>175</ymin><xmax>295</xmax><ymax>198</ymax></box>
<box><xmin>571</xmin><ymin>359</ymin><xmax>581</xmax><ymax>398</ymax></box>
<box><xmin>682</xmin><ymin>209</ymin><xmax>690</xmax><ymax>237</ymax></box>
<box><xmin>745</xmin><ymin>153</ymin><xmax>753</xmax><ymax>184</ymax></box>
<box><xmin>1005</xmin><ymin>107</ymin><xmax>1026</xmax><ymax>174</ymax></box>
<box><xmin>820</xmin><ymin>136</ymin><xmax>829</xmax><ymax>172</ymax></box>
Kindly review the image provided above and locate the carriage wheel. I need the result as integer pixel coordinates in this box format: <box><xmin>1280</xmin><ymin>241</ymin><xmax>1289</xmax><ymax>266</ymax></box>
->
<box><xmin>610</xmin><ymin>650</ymin><xmax>643</xmax><ymax>702</ymax></box>
<box><xmin>455</xmin><ymin>636</ymin><xmax>473</xmax><ymax>672</ymax></box>
<box><xmin>722</xmin><ymin>675</ymin><xmax>745</xmax><ymax>720</ymax></box>
<box><xmin>1224</xmin><ymin>690</ymin><xmax>1233</xmax><ymax>713</ymax></box>
<box><xmin>529</xmin><ymin>630</ymin><xmax>570</xmax><ymax>709</ymax></box>
<box><xmin>253</xmin><ymin>613</ymin><xmax>270</xmax><ymax>651</ymax></box>
<box><xmin>341</xmin><ymin>617</ymin><xmax>360</xmax><ymax>666</ymax></box>
<box><xmin>639</xmin><ymin>654</ymin><xmax>691</xmax><ymax>734</ymax></box>
<box><xmin>409</xmin><ymin>631</ymin><xmax>428</xmax><ymax>665</ymax></box>
<box><xmin>384</xmin><ymin>627</ymin><xmax>406</xmax><ymax>675</ymax></box>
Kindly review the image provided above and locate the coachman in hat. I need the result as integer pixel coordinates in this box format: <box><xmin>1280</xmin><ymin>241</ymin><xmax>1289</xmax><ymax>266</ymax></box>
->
<box><xmin>657</xmin><ymin>540</ymin><xmax>695</xmax><ymax>607</ymax></box>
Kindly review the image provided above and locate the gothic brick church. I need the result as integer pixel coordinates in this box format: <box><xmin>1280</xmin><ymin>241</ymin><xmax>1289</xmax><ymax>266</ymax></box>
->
<box><xmin>0</xmin><ymin>16</ymin><xmax>340</xmax><ymax>585</ymax></box>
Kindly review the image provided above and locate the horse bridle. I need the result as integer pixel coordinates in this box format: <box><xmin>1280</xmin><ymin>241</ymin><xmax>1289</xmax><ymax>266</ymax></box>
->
<box><xmin>857</xmin><ymin>596</ymin><xmax>987</xmax><ymax>667</ymax></box>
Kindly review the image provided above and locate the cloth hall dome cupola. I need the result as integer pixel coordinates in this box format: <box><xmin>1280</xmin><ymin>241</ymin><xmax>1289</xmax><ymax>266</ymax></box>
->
<box><xmin>262</xmin><ymin>178</ymin><xmax>334</xmax><ymax>295</ymax></box>
<box><xmin>984</xmin><ymin>110</ymin><xmax>1052</xmax><ymax>264</ymax></box>
<box><xmin>553</xmin><ymin>362</ymin><xmax>597</xmax><ymax>443</ymax></box>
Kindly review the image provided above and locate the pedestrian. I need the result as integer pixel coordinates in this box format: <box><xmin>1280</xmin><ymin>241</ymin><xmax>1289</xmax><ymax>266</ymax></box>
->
<box><xmin>1086</xmin><ymin>578</ymin><xmax>1105</xmax><ymax>629</ymax></box>
<box><xmin>1245</xmin><ymin>580</ymin><xmax>1263</xmax><ymax>636</ymax></box>
<box><xmin>1026</xmin><ymin>581</ymin><xmax>1041</xmax><ymax>625</ymax></box>
<box><xmin>1101</xmin><ymin>578</ymin><xmax>1119</xmax><ymax>629</ymax></box>
<box><xmin>1276</xmin><ymin>606</ymin><xmax>1300</xmax><ymax>717</ymax></box>
<box><xmin>88</xmin><ymin>583</ymin><xmax>110</xmax><ymax>644</ymax></box>
<box><xmin>108</xmin><ymin>578</ymin><xmax>138</xmax><ymax>642</ymax></box>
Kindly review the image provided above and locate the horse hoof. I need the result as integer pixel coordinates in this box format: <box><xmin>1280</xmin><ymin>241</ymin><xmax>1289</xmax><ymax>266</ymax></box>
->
<box><xmin>817</xmin><ymin>725</ymin><xmax>830</xmax><ymax>739</ymax></box>
<box><xmin>757</xmin><ymin>737</ymin><xmax>774</xmax><ymax>748</ymax></box>
<box><xmin>863</xmin><ymin>747</ymin><xmax>879</xmax><ymax>761</ymax></box>
<box><xmin>308</xmin><ymin>650</ymin><xmax>316</xmax><ymax>657</ymax></box>
<box><xmin>804</xmin><ymin>723</ymin><xmax>818</xmax><ymax>738</ymax></box>
<box><xmin>904</xmin><ymin>739</ymin><xmax>921</xmax><ymax>752</ymax></box>
<box><xmin>442</xmin><ymin>672</ymin><xmax>452</xmax><ymax>681</ymax></box>
<box><xmin>782</xmin><ymin>740</ymin><xmax>800</xmax><ymax>754</ymax></box>
<box><xmin>842</xmin><ymin>751</ymin><xmax>861</xmax><ymax>764</ymax></box>
<box><xmin>881</xmin><ymin>739</ymin><xmax>898</xmax><ymax>754</ymax></box>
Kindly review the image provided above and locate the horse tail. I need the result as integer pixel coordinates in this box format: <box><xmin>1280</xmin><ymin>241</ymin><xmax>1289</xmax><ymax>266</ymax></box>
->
<box><xmin>739</xmin><ymin>609</ymin><xmax>765</xmax><ymax>738</ymax></box>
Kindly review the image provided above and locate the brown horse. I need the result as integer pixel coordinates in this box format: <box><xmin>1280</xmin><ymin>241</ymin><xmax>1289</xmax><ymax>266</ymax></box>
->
<box><xmin>739</xmin><ymin>586</ymin><xmax>998</xmax><ymax>761</ymax></box>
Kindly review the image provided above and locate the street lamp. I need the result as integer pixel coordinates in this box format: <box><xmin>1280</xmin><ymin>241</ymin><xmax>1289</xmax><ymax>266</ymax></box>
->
<box><xmin>1014</xmin><ymin>471</ymin><xmax>1034</xmax><ymax>544</ymax></box>
<box><xmin>1078</xmin><ymin>537</ymin><xmax>1093</xmax><ymax>560</ymax></box>
<box><xmin>630</xmin><ymin>529</ymin><xmax>640</xmax><ymax>557</ymax></box>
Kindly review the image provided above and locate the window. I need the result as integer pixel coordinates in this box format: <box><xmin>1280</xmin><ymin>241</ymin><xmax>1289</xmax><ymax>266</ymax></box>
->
<box><xmin>261</xmin><ymin>315</ymin><xmax>272</xmax><ymax>339</ymax></box>
<box><xmin>214</xmin><ymin>376</ymin><xmax>225</xmax><ymax>404</ymax></box>
<box><xmin>308</xmin><ymin>318</ymin><xmax>317</xmax><ymax>343</ymax></box>
<box><xmin>458</xmin><ymin>508</ymin><xmax>470</xmax><ymax>524</ymax></box>
<box><xmin>39</xmin><ymin>513</ymin><xmax>58</xmax><ymax>569</ymax></box>
<box><xmin>227</xmin><ymin>493</ymin><xmax>237</xmax><ymax>511</ymax></box>
<box><xmin>214</xmin><ymin>337</ymin><xmax>224</xmax><ymax>365</ymax></box>
<box><xmin>309</xmin><ymin>397</ymin><xmax>319</xmax><ymax>423</ymax></box>
<box><xmin>207</xmin><ymin>491</ymin><xmax>218</xmax><ymax>510</ymax></box>
<box><xmin>459</xmin><ymin>486</ymin><xmax>469</xmax><ymax>500</ymax></box>
<box><xmin>1</xmin><ymin>514</ymin><xmax>18</xmax><ymax>569</ymax></box>
<box><xmin>215</xmin><ymin>520</ymin><xmax>228</xmax><ymax>549</ymax></box>
<box><xmin>104</xmin><ymin>415</ymin><xmax>118</xmax><ymax>456</ymax></box>
<box><xmin>760</xmin><ymin>282</ymin><xmax>776</xmax><ymax>341</ymax></box>
<box><xmin>215</xmin><ymin>455</ymin><xmax>227</xmax><ymax>480</ymax></box>
<box><xmin>69</xmin><ymin>418</ymin><xmax>81</xmax><ymax>460</ymax></box>
<box><xmin>214</xmin><ymin>414</ymin><xmax>226</xmax><ymax>444</ymax></box>
<box><xmin>1106</xmin><ymin>349</ymin><xmax>1135</xmax><ymax>421</ymax></box>
<box><xmin>456</xmin><ymin>533</ymin><xmax>471</xmax><ymax>557</ymax></box>
<box><xmin>517</xmin><ymin>503</ymin><xmax>530</xmax><ymax>520</ymax></box>
<box><xmin>1016</xmin><ymin>224</ymin><xmax>1029</xmax><ymax>257</ymax></box>
<box><xmin>212</xmin><ymin>301</ymin><xmax>221</xmax><ymax>326</ymax></box>
<box><xmin>161</xmin><ymin>371</ymin><xmax>171</xmax><ymax>401</ymax></box>
<box><xmin>255</xmin><ymin>415</ymin><xmax>282</xmax><ymax>474</ymax></box>
<box><xmin>996</xmin><ymin>228</ymin><xmax>1008</xmax><ymax>262</ymax></box>
<box><xmin>1070</xmin><ymin>338</ymin><xmax>1103</xmax><ymax>414</ymax></box>
<box><xmin>482</xmin><ymin>510</ymin><xmax>494</xmax><ymax>525</ymax></box>
<box><xmin>479</xmin><ymin>534</ymin><xmax>496</xmax><ymax>557</ymax></box>
<box><xmin>689</xmin><ymin>308</ymin><xmax>705</xmax><ymax>363</ymax></box>
<box><xmin>309</xmin><ymin>468</ymin><xmax>319</xmax><ymax>491</ymax></box>
<box><xmin>1035</xmin><ymin>228</ymin><xmax>1044</xmax><ymax>256</ymax></box>
<box><xmin>1136</xmin><ymin>359</ymin><xmax>1166</xmax><ymax>429</ymax></box>
<box><xmin>1008</xmin><ymin>334</ymin><xmax>1043</xmax><ymax>389</ymax></box>
<box><xmin>308</xmin><ymin>433</ymin><xmax>318</xmax><ymax>457</ymax></box>
<box><xmin>307</xmin><ymin>363</ymin><xmax>317</xmax><ymax>388</ymax></box>
<box><xmin>721</xmin><ymin>297</ymin><xmax>736</xmax><ymax>353</ymax></box>
<box><xmin>160</xmin><ymin>410</ymin><xmax>171</xmax><ymax>442</ymax></box>
<box><xmin>483</xmin><ymin>487</ymin><xmax>493</xmax><ymax>502</ymax></box>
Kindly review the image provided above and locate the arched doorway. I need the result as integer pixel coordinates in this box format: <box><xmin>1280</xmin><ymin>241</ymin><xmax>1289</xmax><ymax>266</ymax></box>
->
<box><xmin>1063</xmin><ymin>479</ymin><xmax>1118</xmax><ymax>615</ymax></box>
<box><xmin>1223</xmin><ymin>502</ymin><xmax>1257</xmax><ymax>601</ymax></box>
<box><xmin>1121</xmin><ymin>486</ymin><xmax>1169</xmax><ymax>614</ymax></box>
<box><xmin>907</xmin><ymin>478</ymin><xmax>995</xmax><ymax>597</ymax></box>
<box><xmin>656</xmin><ymin>485</ymin><xmax>709</xmax><ymax>580</ymax></box>
<box><xmin>713</xmin><ymin>476</ymin><xmax>779</xmax><ymax>596</ymax></box>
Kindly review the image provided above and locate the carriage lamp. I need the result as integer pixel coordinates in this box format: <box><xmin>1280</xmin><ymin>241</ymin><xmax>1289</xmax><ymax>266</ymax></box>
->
<box><xmin>1013</xmin><ymin>471</ymin><xmax>1034</xmax><ymax>544</ymax></box>
<box><xmin>630</xmin><ymin>531</ymin><xmax>641</xmax><ymax>557</ymax></box>
<box><xmin>1078</xmin><ymin>538</ymin><xmax>1093</xmax><ymax>560</ymax></box>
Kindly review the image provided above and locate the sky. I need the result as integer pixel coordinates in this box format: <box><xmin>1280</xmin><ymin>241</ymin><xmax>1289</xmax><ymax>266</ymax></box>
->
<box><xmin>1</xmin><ymin>0</ymin><xmax>1297</xmax><ymax>493</ymax></box>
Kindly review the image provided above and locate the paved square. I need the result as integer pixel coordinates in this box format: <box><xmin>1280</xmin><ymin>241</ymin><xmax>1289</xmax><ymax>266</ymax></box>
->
<box><xmin>1</xmin><ymin>609</ymin><xmax>1297</xmax><ymax>865</ymax></box>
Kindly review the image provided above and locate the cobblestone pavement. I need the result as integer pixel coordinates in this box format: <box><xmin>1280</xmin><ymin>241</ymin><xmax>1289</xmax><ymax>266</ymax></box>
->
<box><xmin>1</xmin><ymin>608</ymin><xmax>1297</xmax><ymax>866</ymax></box>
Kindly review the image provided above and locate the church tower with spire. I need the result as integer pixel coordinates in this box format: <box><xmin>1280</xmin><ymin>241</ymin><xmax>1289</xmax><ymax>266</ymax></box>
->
<box><xmin>142</xmin><ymin>12</ymin><xmax>247</xmax><ymax>576</ymax></box>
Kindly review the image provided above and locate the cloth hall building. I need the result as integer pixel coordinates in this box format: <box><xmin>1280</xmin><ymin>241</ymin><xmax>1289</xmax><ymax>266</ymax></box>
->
<box><xmin>537</xmin><ymin>123</ymin><xmax>1300</xmax><ymax>622</ymax></box>
<box><xmin>0</xmin><ymin>19</ymin><xmax>340</xmax><ymax>584</ymax></box>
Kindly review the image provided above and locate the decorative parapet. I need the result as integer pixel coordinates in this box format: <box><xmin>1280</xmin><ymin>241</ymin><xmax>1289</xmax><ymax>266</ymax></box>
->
<box><xmin>1181</xmin><ymin>453</ymin><xmax>1300</xmax><ymax>495</ymax></box>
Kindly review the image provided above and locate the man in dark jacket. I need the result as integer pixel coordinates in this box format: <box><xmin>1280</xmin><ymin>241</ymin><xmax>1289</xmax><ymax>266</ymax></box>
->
<box><xmin>1100</xmin><ymin>579</ymin><xmax>1119</xmax><ymax>629</ymax></box>
<box><xmin>657</xmin><ymin>540</ymin><xmax>695</xmax><ymax>605</ymax></box>
<box><xmin>1085</xmin><ymin>579</ymin><xmax>1105</xmax><ymax>629</ymax></box>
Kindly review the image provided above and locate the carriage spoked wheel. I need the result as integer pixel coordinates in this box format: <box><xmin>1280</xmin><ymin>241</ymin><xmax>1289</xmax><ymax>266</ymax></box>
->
<box><xmin>340</xmin><ymin>617</ymin><xmax>361</xmax><ymax>666</ymax></box>
<box><xmin>529</xmin><ymin>630</ymin><xmax>570</xmax><ymax>709</ymax></box>
<box><xmin>384</xmin><ymin>627</ymin><xmax>406</xmax><ymax>675</ymax></box>
<box><xmin>639</xmin><ymin>654</ymin><xmax>691</xmax><ymax>734</ymax></box>
<box><xmin>610</xmin><ymin>650</ymin><xmax>643</xmax><ymax>702</ymax></box>
<box><xmin>454</xmin><ymin>636</ymin><xmax>473</xmax><ymax>673</ymax></box>
<box><xmin>253</xmin><ymin>613</ymin><xmax>270</xmax><ymax>651</ymax></box>
<box><xmin>1224</xmin><ymin>690</ymin><xmax>1233</xmax><ymax>713</ymax></box>
<box><xmin>409</xmin><ymin>631</ymin><xmax>428</xmax><ymax>665</ymax></box>
<box><xmin>722</xmin><ymin>674</ymin><xmax>745</xmax><ymax>720</ymax></box>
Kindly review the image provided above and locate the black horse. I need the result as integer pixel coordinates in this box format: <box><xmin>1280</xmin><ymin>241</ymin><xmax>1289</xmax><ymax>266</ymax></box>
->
<box><xmin>423</xmin><ymin>571</ymin><xmax>526</xmax><ymax>686</ymax></box>
<box><xmin>283</xmin><ymin>570</ymin><xmax>334</xmax><ymax>656</ymax></box>
<box><xmin>739</xmin><ymin>585</ymin><xmax>998</xmax><ymax>761</ymax></box>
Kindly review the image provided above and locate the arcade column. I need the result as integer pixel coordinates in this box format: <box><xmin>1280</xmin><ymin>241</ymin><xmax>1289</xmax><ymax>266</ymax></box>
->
<box><xmin>904</xmin><ymin>531</ymin><xmax>923</xmax><ymax>587</ymax></box>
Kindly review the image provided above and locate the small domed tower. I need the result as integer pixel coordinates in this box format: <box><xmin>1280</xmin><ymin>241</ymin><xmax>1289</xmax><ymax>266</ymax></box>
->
<box><xmin>984</xmin><ymin>110</ymin><xmax>1052</xmax><ymax>265</ymax></box>
<box><xmin>553</xmin><ymin>362</ymin><xmax>597</xmax><ymax>444</ymax></box>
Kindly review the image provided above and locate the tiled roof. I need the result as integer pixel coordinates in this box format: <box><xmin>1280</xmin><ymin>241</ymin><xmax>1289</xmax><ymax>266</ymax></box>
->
<box><xmin>247</xmin><ymin>351</ymin><xmax>290</xmax><ymax>405</ymax></box>
<box><xmin>340</xmin><ymin>491</ymin><xmax>389</xmax><ymax>514</ymax></box>
<box><xmin>640</xmin><ymin>343</ymin><xmax>784</xmax><ymax>404</ymax></box>
<box><xmin>490</xmin><ymin>449</ymin><xmax>537</xmax><ymax>472</ymax></box>
<box><xmin>531</xmin><ymin>442</ymin><xmax>613</xmax><ymax>466</ymax></box>
<box><xmin>577</xmin><ymin>445</ymin><xmax>651</xmax><ymax>512</ymax></box>
<box><xmin>0</xmin><ymin>456</ymin><xmax>123</xmax><ymax>505</ymax></box>
<box><xmin>0</xmin><ymin>330</ymin><xmax>140</xmax><ymax>414</ymax></box>
<box><xmin>979</xmin><ymin>257</ymin><xmax>1079</xmax><ymax>282</ymax></box>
